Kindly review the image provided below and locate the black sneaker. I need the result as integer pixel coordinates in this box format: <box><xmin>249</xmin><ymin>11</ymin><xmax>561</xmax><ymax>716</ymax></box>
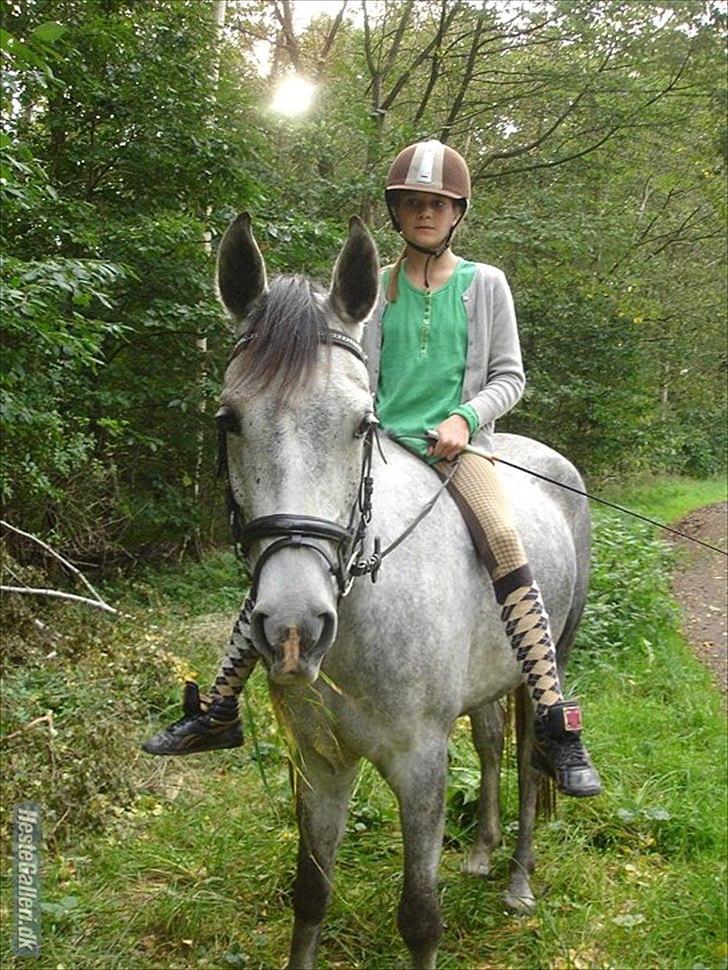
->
<box><xmin>141</xmin><ymin>682</ymin><xmax>243</xmax><ymax>756</ymax></box>
<box><xmin>532</xmin><ymin>700</ymin><xmax>602</xmax><ymax>797</ymax></box>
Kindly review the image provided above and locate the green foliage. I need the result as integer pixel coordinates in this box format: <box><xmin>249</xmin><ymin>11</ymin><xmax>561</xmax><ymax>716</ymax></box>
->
<box><xmin>126</xmin><ymin>549</ymin><xmax>247</xmax><ymax>616</ymax></box>
<box><xmin>508</xmin><ymin>284</ymin><xmax>652</xmax><ymax>476</ymax></box>
<box><xmin>0</xmin><ymin>553</ymin><xmax>241</xmax><ymax>848</ymax></box>
<box><xmin>1</xmin><ymin>0</ymin><xmax>260</xmax><ymax>559</ymax></box>
<box><xmin>601</xmin><ymin>473</ymin><xmax>727</xmax><ymax>525</ymax></box>
<box><xmin>576</xmin><ymin>512</ymin><xmax>676</xmax><ymax>661</ymax></box>
<box><xmin>1</xmin><ymin>254</ymin><xmax>126</xmax><ymax>501</ymax></box>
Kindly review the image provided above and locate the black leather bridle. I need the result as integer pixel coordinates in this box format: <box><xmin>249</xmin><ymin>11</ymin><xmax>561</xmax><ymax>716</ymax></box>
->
<box><xmin>218</xmin><ymin>329</ymin><xmax>381</xmax><ymax>604</ymax></box>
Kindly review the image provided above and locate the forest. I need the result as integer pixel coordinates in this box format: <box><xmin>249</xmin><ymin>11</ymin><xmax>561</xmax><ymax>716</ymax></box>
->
<box><xmin>2</xmin><ymin>0</ymin><xmax>725</xmax><ymax>567</ymax></box>
<box><xmin>1</xmin><ymin>3</ymin><xmax>727</xmax><ymax>968</ymax></box>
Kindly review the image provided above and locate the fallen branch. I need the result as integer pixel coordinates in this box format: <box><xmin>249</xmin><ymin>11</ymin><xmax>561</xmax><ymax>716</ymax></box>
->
<box><xmin>1</xmin><ymin>519</ymin><xmax>118</xmax><ymax>614</ymax></box>
<box><xmin>1</xmin><ymin>711</ymin><xmax>54</xmax><ymax>744</ymax></box>
<box><xmin>0</xmin><ymin>586</ymin><xmax>118</xmax><ymax>614</ymax></box>
<box><xmin>1</xmin><ymin>519</ymin><xmax>108</xmax><ymax>605</ymax></box>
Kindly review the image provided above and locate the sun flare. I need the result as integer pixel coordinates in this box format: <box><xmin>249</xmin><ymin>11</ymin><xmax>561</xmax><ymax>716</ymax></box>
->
<box><xmin>271</xmin><ymin>75</ymin><xmax>316</xmax><ymax>116</ymax></box>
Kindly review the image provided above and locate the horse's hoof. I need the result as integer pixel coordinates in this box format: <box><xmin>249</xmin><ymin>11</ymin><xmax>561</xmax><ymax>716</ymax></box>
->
<box><xmin>503</xmin><ymin>886</ymin><xmax>536</xmax><ymax>913</ymax></box>
<box><xmin>462</xmin><ymin>846</ymin><xmax>492</xmax><ymax>877</ymax></box>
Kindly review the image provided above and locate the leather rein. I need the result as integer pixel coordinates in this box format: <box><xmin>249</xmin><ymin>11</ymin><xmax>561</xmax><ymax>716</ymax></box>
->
<box><xmin>218</xmin><ymin>328</ymin><xmax>459</xmax><ymax>606</ymax></box>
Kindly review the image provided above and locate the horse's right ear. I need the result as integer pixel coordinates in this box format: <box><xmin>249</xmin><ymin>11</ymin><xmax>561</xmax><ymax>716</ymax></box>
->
<box><xmin>216</xmin><ymin>212</ymin><xmax>268</xmax><ymax>327</ymax></box>
<box><xmin>327</xmin><ymin>216</ymin><xmax>380</xmax><ymax>328</ymax></box>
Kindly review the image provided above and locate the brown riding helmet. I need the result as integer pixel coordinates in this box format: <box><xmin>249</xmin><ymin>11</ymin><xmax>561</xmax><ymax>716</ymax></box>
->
<box><xmin>386</xmin><ymin>139</ymin><xmax>471</xmax><ymax>215</ymax></box>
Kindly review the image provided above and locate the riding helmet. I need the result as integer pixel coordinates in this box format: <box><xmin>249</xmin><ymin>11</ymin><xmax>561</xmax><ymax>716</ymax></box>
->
<box><xmin>385</xmin><ymin>139</ymin><xmax>471</xmax><ymax>228</ymax></box>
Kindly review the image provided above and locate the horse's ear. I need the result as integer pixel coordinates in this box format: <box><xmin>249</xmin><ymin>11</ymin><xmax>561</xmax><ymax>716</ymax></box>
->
<box><xmin>327</xmin><ymin>216</ymin><xmax>380</xmax><ymax>327</ymax></box>
<box><xmin>216</xmin><ymin>212</ymin><xmax>268</xmax><ymax>327</ymax></box>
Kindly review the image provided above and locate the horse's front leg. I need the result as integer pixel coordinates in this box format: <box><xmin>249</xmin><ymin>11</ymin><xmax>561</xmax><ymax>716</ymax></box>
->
<box><xmin>287</xmin><ymin>759</ymin><xmax>358</xmax><ymax>970</ymax></box>
<box><xmin>385</xmin><ymin>740</ymin><xmax>448</xmax><ymax>970</ymax></box>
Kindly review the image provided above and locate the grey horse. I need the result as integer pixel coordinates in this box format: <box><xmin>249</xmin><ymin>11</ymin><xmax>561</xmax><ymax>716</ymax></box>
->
<box><xmin>216</xmin><ymin>214</ymin><xmax>591</xmax><ymax>969</ymax></box>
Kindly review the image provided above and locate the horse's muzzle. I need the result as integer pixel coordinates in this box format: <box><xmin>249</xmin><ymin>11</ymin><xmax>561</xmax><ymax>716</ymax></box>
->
<box><xmin>250</xmin><ymin>608</ymin><xmax>337</xmax><ymax>685</ymax></box>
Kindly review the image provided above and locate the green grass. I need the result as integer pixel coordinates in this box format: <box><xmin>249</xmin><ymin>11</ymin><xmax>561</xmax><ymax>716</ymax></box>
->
<box><xmin>600</xmin><ymin>473</ymin><xmax>726</xmax><ymax>525</ymax></box>
<box><xmin>0</xmin><ymin>477</ymin><xmax>725</xmax><ymax>969</ymax></box>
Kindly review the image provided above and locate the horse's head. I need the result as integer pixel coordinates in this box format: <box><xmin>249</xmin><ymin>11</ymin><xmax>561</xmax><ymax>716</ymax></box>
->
<box><xmin>216</xmin><ymin>213</ymin><xmax>379</xmax><ymax>686</ymax></box>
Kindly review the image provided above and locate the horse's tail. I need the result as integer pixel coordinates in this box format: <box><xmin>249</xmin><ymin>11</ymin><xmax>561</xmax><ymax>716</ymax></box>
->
<box><xmin>513</xmin><ymin>685</ymin><xmax>556</xmax><ymax>821</ymax></box>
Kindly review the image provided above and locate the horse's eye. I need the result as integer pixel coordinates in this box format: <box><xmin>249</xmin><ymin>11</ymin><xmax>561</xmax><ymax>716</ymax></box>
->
<box><xmin>355</xmin><ymin>413</ymin><xmax>379</xmax><ymax>439</ymax></box>
<box><xmin>215</xmin><ymin>406</ymin><xmax>241</xmax><ymax>434</ymax></box>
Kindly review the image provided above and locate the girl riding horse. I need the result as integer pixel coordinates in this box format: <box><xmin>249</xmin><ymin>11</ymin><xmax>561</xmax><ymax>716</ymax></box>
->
<box><xmin>142</xmin><ymin>139</ymin><xmax>601</xmax><ymax>798</ymax></box>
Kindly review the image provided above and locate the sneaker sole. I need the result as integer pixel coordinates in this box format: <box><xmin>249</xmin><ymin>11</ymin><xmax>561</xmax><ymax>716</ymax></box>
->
<box><xmin>141</xmin><ymin>727</ymin><xmax>243</xmax><ymax>756</ymax></box>
<box><xmin>531</xmin><ymin>752</ymin><xmax>602</xmax><ymax>798</ymax></box>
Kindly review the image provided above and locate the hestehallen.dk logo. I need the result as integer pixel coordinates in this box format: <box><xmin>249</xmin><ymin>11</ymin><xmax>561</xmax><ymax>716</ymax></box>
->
<box><xmin>13</xmin><ymin>802</ymin><xmax>41</xmax><ymax>957</ymax></box>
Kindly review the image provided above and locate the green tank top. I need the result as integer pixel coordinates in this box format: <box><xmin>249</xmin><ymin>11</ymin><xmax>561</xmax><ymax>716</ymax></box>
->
<box><xmin>376</xmin><ymin>259</ymin><xmax>479</xmax><ymax>461</ymax></box>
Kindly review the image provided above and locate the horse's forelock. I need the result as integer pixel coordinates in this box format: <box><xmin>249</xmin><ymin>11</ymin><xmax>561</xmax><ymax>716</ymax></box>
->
<box><xmin>223</xmin><ymin>275</ymin><xmax>330</xmax><ymax>401</ymax></box>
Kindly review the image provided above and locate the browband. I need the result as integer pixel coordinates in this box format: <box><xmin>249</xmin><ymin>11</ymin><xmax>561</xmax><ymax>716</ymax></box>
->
<box><xmin>229</xmin><ymin>328</ymin><xmax>367</xmax><ymax>366</ymax></box>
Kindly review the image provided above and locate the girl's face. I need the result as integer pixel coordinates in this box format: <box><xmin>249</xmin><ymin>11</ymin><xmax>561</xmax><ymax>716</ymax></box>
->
<box><xmin>394</xmin><ymin>191</ymin><xmax>460</xmax><ymax>248</ymax></box>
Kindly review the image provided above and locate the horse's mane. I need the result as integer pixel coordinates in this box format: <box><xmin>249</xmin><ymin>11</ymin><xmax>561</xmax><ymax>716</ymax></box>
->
<box><xmin>223</xmin><ymin>275</ymin><xmax>330</xmax><ymax>400</ymax></box>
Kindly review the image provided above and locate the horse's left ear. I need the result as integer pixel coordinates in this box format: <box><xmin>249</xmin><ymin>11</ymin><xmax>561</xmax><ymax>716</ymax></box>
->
<box><xmin>327</xmin><ymin>216</ymin><xmax>380</xmax><ymax>327</ymax></box>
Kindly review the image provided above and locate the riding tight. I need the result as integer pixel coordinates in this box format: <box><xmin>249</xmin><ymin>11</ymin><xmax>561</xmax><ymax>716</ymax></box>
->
<box><xmin>440</xmin><ymin>452</ymin><xmax>565</xmax><ymax>719</ymax></box>
<box><xmin>203</xmin><ymin>454</ymin><xmax>565</xmax><ymax>722</ymax></box>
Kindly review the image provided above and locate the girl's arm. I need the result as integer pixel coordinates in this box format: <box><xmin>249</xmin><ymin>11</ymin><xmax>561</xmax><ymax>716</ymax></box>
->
<box><xmin>463</xmin><ymin>269</ymin><xmax>525</xmax><ymax>430</ymax></box>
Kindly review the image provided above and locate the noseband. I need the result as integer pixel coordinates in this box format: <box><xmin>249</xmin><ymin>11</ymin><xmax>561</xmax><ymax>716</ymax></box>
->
<box><xmin>220</xmin><ymin>329</ymin><xmax>378</xmax><ymax>603</ymax></box>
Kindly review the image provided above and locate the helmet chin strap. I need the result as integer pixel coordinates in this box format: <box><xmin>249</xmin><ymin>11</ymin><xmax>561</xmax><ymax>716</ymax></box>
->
<box><xmin>400</xmin><ymin>211</ymin><xmax>464</xmax><ymax>289</ymax></box>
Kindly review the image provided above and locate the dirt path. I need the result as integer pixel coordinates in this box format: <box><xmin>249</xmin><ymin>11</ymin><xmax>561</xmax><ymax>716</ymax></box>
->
<box><xmin>669</xmin><ymin>502</ymin><xmax>727</xmax><ymax>695</ymax></box>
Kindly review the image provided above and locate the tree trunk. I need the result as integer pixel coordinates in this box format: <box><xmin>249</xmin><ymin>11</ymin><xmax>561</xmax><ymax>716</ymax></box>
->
<box><xmin>189</xmin><ymin>0</ymin><xmax>227</xmax><ymax>559</ymax></box>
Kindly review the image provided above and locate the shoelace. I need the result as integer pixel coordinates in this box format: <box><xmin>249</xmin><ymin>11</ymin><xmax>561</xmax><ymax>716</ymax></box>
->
<box><xmin>550</xmin><ymin>734</ymin><xmax>591</xmax><ymax>769</ymax></box>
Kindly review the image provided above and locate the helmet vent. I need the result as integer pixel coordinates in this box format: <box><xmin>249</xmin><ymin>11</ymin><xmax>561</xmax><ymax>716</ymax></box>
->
<box><xmin>416</xmin><ymin>145</ymin><xmax>435</xmax><ymax>183</ymax></box>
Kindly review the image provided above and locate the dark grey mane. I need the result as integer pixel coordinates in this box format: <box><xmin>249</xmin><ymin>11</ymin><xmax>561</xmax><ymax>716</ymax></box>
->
<box><xmin>223</xmin><ymin>275</ymin><xmax>330</xmax><ymax>399</ymax></box>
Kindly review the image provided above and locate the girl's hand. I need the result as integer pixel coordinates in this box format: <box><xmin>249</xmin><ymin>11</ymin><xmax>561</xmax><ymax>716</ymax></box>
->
<box><xmin>427</xmin><ymin>415</ymin><xmax>470</xmax><ymax>460</ymax></box>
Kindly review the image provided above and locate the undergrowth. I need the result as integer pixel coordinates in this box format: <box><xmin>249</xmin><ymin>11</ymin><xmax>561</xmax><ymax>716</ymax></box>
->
<box><xmin>0</xmin><ymin>550</ymin><xmax>246</xmax><ymax>848</ymax></box>
<box><xmin>0</xmin><ymin>487</ymin><xmax>725</xmax><ymax>968</ymax></box>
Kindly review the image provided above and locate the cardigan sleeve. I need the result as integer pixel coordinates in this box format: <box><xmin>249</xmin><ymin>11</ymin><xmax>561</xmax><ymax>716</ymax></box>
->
<box><xmin>462</xmin><ymin>268</ymin><xmax>525</xmax><ymax>428</ymax></box>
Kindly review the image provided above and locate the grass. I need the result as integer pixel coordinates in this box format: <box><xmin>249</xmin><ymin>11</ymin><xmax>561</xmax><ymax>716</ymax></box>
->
<box><xmin>0</xmin><ymin>478</ymin><xmax>726</xmax><ymax>969</ymax></box>
<box><xmin>599</xmin><ymin>473</ymin><xmax>726</xmax><ymax>526</ymax></box>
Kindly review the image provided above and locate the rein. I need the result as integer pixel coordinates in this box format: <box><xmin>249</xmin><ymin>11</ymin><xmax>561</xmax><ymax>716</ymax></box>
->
<box><xmin>349</xmin><ymin>457</ymin><xmax>460</xmax><ymax>580</ymax></box>
<box><xmin>492</xmin><ymin>454</ymin><xmax>728</xmax><ymax>558</ymax></box>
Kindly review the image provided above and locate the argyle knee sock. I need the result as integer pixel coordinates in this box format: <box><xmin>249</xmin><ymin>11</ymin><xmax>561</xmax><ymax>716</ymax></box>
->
<box><xmin>494</xmin><ymin>573</ymin><xmax>564</xmax><ymax>720</ymax></box>
<box><xmin>200</xmin><ymin>598</ymin><xmax>258</xmax><ymax>712</ymax></box>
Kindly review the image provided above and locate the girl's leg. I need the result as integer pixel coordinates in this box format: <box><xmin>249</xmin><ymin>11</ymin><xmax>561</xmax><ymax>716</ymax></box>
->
<box><xmin>446</xmin><ymin>453</ymin><xmax>601</xmax><ymax>797</ymax></box>
<box><xmin>205</xmin><ymin>598</ymin><xmax>258</xmax><ymax>704</ymax></box>
<box><xmin>141</xmin><ymin>599</ymin><xmax>258</xmax><ymax>756</ymax></box>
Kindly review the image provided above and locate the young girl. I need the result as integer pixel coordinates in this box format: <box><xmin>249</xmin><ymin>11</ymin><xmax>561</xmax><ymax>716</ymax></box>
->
<box><xmin>143</xmin><ymin>140</ymin><xmax>601</xmax><ymax>798</ymax></box>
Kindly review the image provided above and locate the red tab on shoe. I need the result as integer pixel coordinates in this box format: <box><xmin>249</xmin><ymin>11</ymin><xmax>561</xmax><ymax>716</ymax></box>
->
<box><xmin>563</xmin><ymin>705</ymin><xmax>583</xmax><ymax>732</ymax></box>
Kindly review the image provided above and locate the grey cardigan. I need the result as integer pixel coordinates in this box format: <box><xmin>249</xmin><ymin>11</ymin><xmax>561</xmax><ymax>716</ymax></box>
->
<box><xmin>362</xmin><ymin>263</ymin><xmax>526</xmax><ymax>452</ymax></box>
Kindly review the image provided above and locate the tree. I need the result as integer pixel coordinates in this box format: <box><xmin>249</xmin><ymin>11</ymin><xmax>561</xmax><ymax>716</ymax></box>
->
<box><xmin>1</xmin><ymin>0</ymin><xmax>260</xmax><ymax>559</ymax></box>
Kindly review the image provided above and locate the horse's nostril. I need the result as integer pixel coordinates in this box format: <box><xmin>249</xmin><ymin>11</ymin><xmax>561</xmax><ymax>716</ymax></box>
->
<box><xmin>251</xmin><ymin>611</ymin><xmax>272</xmax><ymax>655</ymax></box>
<box><xmin>317</xmin><ymin>611</ymin><xmax>336</xmax><ymax>647</ymax></box>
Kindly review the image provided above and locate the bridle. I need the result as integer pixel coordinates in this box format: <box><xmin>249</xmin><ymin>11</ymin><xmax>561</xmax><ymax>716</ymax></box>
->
<box><xmin>219</xmin><ymin>329</ymin><xmax>381</xmax><ymax>604</ymax></box>
<box><xmin>218</xmin><ymin>327</ymin><xmax>460</xmax><ymax>609</ymax></box>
